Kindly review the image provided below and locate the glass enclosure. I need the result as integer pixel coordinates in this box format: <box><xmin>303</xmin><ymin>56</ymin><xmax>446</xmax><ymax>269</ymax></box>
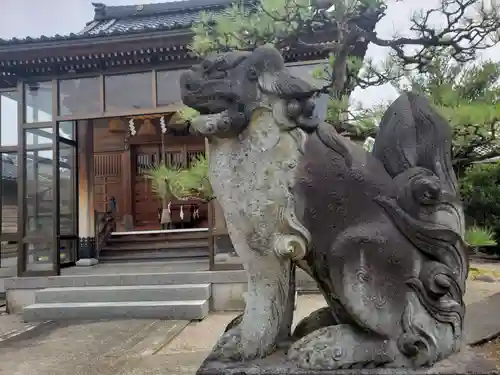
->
<box><xmin>24</xmin><ymin>81</ymin><xmax>53</xmax><ymax>123</ymax></box>
<box><xmin>58</xmin><ymin>130</ymin><xmax>77</xmax><ymax>266</ymax></box>
<box><xmin>156</xmin><ymin>70</ymin><xmax>187</xmax><ymax>107</ymax></box>
<box><xmin>24</xmin><ymin>127</ymin><xmax>55</xmax><ymax>271</ymax></box>
<box><xmin>59</xmin><ymin>78</ymin><xmax>101</xmax><ymax>117</ymax></box>
<box><xmin>1</xmin><ymin>91</ymin><xmax>19</xmax><ymax>147</ymax></box>
<box><xmin>14</xmin><ymin>81</ymin><xmax>80</xmax><ymax>275</ymax></box>
<box><xmin>0</xmin><ymin>88</ymin><xmax>19</xmax><ymax>273</ymax></box>
<box><xmin>1</xmin><ymin>63</ymin><xmax>332</xmax><ymax>274</ymax></box>
<box><xmin>104</xmin><ymin>72</ymin><xmax>153</xmax><ymax>111</ymax></box>
<box><xmin>287</xmin><ymin>62</ymin><xmax>329</xmax><ymax>121</ymax></box>
<box><xmin>0</xmin><ymin>152</ymin><xmax>18</xmax><ymax>273</ymax></box>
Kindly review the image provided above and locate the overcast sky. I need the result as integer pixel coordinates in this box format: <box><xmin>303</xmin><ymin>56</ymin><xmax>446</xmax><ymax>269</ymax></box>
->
<box><xmin>0</xmin><ymin>0</ymin><xmax>499</xmax><ymax>145</ymax></box>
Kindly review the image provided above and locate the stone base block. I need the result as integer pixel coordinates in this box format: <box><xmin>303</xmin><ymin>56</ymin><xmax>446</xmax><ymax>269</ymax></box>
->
<box><xmin>196</xmin><ymin>346</ymin><xmax>497</xmax><ymax>375</ymax></box>
<box><xmin>75</xmin><ymin>258</ymin><xmax>98</xmax><ymax>267</ymax></box>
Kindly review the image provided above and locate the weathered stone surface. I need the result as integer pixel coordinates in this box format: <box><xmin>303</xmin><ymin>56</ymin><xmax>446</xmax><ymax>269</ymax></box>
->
<box><xmin>196</xmin><ymin>346</ymin><xmax>497</xmax><ymax>375</ymax></box>
<box><xmin>179</xmin><ymin>46</ymin><xmax>468</xmax><ymax>370</ymax></box>
<box><xmin>181</xmin><ymin>46</ymin><xmax>315</xmax><ymax>361</ymax></box>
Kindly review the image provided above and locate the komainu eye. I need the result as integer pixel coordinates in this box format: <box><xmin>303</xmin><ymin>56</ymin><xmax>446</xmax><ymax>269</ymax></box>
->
<box><xmin>286</xmin><ymin>99</ymin><xmax>302</xmax><ymax>118</ymax></box>
<box><xmin>303</xmin><ymin>100</ymin><xmax>315</xmax><ymax>117</ymax></box>
<box><xmin>247</xmin><ymin>67</ymin><xmax>258</xmax><ymax>81</ymax></box>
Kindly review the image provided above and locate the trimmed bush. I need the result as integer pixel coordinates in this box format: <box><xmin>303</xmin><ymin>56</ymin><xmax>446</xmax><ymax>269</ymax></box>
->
<box><xmin>460</xmin><ymin>161</ymin><xmax>500</xmax><ymax>253</ymax></box>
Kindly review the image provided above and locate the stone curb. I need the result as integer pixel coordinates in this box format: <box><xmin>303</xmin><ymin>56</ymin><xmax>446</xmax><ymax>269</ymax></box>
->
<box><xmin>466</xmin><ymin>292</ymin><xmax>500</xmax><ymax>346</ymax></box>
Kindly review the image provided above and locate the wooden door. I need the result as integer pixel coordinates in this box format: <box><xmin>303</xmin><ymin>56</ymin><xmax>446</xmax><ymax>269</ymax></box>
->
<box><xmin>94</xmin><ymin>152</ymin><xmax>123</xmax><ymax>218</ymax></box>
<box><xmin>133</xmin><ymin>144</ymin><xmax>162</xmax><ymax>229</ymax></box>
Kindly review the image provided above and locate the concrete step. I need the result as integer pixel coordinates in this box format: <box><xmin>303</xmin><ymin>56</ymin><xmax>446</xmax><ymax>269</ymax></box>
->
<box><xmin>5</xmin><ymin>270</ymin><xmax>246</xmax><ymax>290</ymax></box>
<box><xmin>35</xmin><ymin>284</ymin><xmax>211</xmax><ymax>304</ymax></box>
<box><xmin>109</xmin><ymin>231</ymin><xmax>208</xmax><ymax>243</ymax></box>
<box><xmin>23</xmin><ymin>300</ymin><xmax>209</xmax><ymax>322</ymax></box>
<box><xmin>99</xmin><ymin>248</ymin><xmax>209</xmax><ymax>263</ymax></box>
<box><xmin>103</xmin><ymin>240</ymin><xmax>208</xmax><ymax>251</ymax></box>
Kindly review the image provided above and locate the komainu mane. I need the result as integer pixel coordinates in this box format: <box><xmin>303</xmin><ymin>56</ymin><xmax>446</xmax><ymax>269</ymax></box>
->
<box><xmin>179</xmin><ymin>45</ymin><xmax>468</xmax><ymax>370</ymax></box>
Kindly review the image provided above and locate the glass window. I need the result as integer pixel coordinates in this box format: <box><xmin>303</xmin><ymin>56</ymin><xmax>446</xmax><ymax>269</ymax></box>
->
<box><xmin>59</xmin><ymin>142</ymin><xmax>76</xmax><ymax>236</ymax></box>
<box><xmin>59</xmin><ymin>121</ymin><xmax>75</xmax><ymax>140</ymax></box>
<box><xmin>26</xmin><ymin>127</ymin><xmax>53</xmax><ymax>146</ymax></box>
<box><xmin>104</xmin><ymin>72</ymin><xmax>153</xmax><ymax>111</ymax></box>
<box><xmin>1</xmin><ymin>153</ymin><xmax>18</xmax><ymax>234</ymax></box>
<box><xmin>24</xmin><ymin>241</ymin><xmax>54</xmax><ymax>272</ymax></box>
<box><xmin>24</xmin><ymin>81</ymin><xmax>53</xmax><ymax>123</ymax></box>
<box><xmin>1</xmin><ymin>91</ymin><xmax>19</xmax><ymax>146</ymax></box>
<box><xmin>156</xmin><ymin>70</ymin><xmax>186</xmax><ymax>107</ymax></box>
<box><xmin>60</xmin><ymin>239</ymin><xmax>77</xmax><ymax>265</ymax></box>
<box><xmin>59</xmin><ymin>77</ymin><xmax>100</xmax><ymax>116</ymax></box>
<box><xmin>287</xmin><ymin>63</ymin><xmax>329</xmax><ymax>121</ymax></box>
<box><xmin>1</xmin><ymin>241</ymin><xmax>17</xmax><ymax>271</ymax></box>
<box><xmin>287</xmin><ymin>63</ymin><xmax>328</xmax><ymax>88</ymax></box>
<box><xmin>25</xmin><ymin>128</ymin><xmax>54</xmax><ymax>237</ymax></box>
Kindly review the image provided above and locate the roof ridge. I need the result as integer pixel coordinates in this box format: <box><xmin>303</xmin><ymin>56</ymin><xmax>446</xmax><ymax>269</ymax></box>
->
<box><xmin>92</xmin><ymin>0</ymin><xmax>235</xmax><ymax>21</ymax></box>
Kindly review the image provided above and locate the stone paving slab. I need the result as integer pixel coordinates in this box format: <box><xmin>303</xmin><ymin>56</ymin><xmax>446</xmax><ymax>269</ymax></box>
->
<box><xmin>1</xmin><ymin>282</ymin><xmax>500</xmax><ymax>375</ymax></box>
<box><xmin>155</xmin><ymin>288</ymin><xmax>500</xmax><ymax>375</ymax></box>
<box><xmin>464</xmin><ymin>280</ymin><xmax>500</xmax><ymax>304</ymax></box>
<box><xmin>465</xmin><ymin>292</ymin><xmax>500</xmax><ymax>345</ymax></box>
<box><xmin>120</xmin><ymin>351</ymin><xmax>212</xmax><ymax>375</ymax></box>
<box><xmin>0</xmin><ymin>319</ymin><xmax>188</xmax><ymax>375</ymax></box>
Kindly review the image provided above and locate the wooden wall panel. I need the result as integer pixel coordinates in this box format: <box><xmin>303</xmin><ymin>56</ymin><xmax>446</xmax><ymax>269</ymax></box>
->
<box><xmin>94</xmin><ymin>152</ymin><xmax>123</xmax><ymax>218</ymax></box>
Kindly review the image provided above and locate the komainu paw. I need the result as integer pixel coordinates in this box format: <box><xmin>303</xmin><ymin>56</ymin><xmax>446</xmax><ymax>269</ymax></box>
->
<box><xmin>291</xmin><ymin>306</ymin><xmax>339</xmax><ymax>340</ymax></box>
<box><xmin>288</xmin><ymin>324</ymin><xmax>394</xmax><ymax>369</ymax></box>
<box><xmin>208</xmin><ymin>326</ymin><xmax>277</xmax><ymax>362</ymax></box>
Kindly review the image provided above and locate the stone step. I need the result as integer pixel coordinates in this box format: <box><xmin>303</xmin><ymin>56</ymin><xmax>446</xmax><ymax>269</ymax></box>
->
<box><xmin>35</xmin><ymin>284</ymin><xmax>211</xmax><ymax>304</ymax></box>
<box><xmin>5</xmin><ymin>271</ymin><xmax>247</xmax><ymax>290</ymax></box>
<box><xmin>98</xmin><ymin>248</ymin><xmax>208</xmax><ymax>263</ymax></box>
<box><xmin>102</xmin><ymin>240</ymin><xmax>208</xmax><ymax>251</ymax></box>
<box><xmin>23</xmin><ymin>300</ymin><xmax>209</xmax><ymax>322</ymax></box>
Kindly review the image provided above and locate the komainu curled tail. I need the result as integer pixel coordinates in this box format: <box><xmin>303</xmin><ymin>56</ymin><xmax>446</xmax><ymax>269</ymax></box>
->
<box><xmin>372</xmin><ymin>92</ymin><xmax>467</xmax><ymax>297</ymax></box>
<box><xmin>289</xmin><ymin>91</ymin><xmax>468</xmax><ymax>370</ymax></box>
<box><xmin>371</xmin><ymin>91</ymin><xmax>468</xmax><ymax>363</ymax></box>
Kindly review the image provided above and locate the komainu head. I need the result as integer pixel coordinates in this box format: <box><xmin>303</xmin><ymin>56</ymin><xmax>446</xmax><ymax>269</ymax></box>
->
<box><xmin>180</xmin><ymin>45</ymin><xmax>320</xmax><ymax>138</ymax></box>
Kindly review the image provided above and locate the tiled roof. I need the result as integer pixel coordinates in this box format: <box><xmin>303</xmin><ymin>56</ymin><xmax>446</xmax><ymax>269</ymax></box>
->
<box><xmin>0</xmin><ymin>0</ymin><xmax>235</xmax><ymax>46</ymax></box>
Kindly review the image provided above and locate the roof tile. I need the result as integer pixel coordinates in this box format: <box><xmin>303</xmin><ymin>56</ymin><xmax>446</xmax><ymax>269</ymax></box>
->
<box><xmin>92</xmin><ymin>0</ymin><xmax>233</xmax><ymax>20</ymax></box>
<box><xmin>0</xmin><ymin>0</ymin><xmax>233</xmax><ymax>46</ymax></box>
<box><xmin>85</xmin><ymin>8</ymin><xmax>225</xmax><ymax>36</ymax></box>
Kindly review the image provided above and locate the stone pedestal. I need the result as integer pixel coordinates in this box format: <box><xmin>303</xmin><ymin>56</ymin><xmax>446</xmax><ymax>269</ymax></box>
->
<box><xmin>196</xmin><ymin>347</ymin><xmax>497</xmax><ymax>375</ymax></box>
<box><xmin>76</xmin><ymin>237</ymin><xmax>98</xmax><ymax>267</ymax></box>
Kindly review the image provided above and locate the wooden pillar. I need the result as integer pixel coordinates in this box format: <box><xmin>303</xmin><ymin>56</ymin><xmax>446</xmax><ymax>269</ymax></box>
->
<box><xmin>76</xmin><ymin>119</ymin><xmax>97</xmax><ymax>266</ymax></box>
<box><xmin>121</xmin><ymin>147</ymin><xmax>134</xmax><ymax>231</ymax></box>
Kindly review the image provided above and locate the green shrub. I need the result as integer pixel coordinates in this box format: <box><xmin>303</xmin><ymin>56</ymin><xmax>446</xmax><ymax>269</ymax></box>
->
<box><xmin>465</xmin><ymin>226</ymin><xmax>497</xmax><ymax>247</ymax></box>
<box><xmin>460</xmin><ymin>162</ymin><xmax>500</xmax><ymax>251</ymax></box>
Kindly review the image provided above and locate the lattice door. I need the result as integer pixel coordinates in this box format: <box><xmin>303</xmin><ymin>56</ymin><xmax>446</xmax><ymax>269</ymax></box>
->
<box><xmin>133</xmin><ymin>145</ymin><xmax>161</xmax><ymax>228</ymax></box>
<box><xmin>94</xmin><ymin>152</ymin><xmax>123</xmax><ymax>216</ymax></box>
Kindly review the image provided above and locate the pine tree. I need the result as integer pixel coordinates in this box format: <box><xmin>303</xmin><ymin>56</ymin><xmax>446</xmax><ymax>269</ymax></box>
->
<box><xmin>393</xmin><ymin>56</ymin><xmax>500</xmax><ymax>172</ymax></box>
<box><xmin>189</xmin><ymin>0</ymin><xmax>500</xmax><ymax>132</ymax></box>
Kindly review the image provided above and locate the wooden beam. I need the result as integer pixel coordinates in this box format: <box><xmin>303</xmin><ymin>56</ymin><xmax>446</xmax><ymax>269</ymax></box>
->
<box><xmin>121</xmin><ymin>148</ymin><xmax>133</xmax><ymax>231</ymax></box>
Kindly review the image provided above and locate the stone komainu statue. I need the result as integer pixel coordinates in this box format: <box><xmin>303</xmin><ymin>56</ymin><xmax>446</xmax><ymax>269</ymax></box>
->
<box><xmin>179</xmin><ymin>45</ymin><xmax>468</xmax><ymax>370</ymax></box>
